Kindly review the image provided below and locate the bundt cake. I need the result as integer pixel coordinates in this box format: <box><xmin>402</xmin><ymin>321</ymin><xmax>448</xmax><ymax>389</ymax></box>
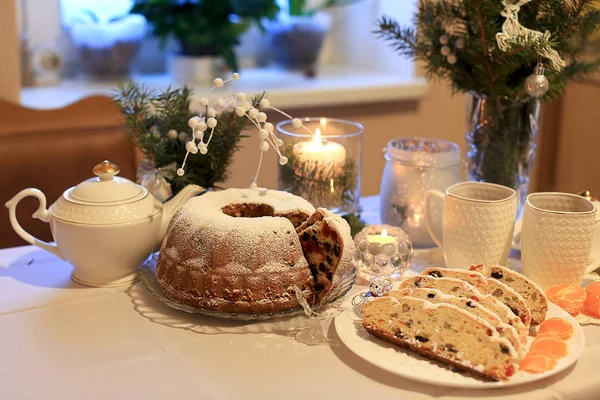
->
<box><xmin>156</xmin><ymin>188</ymin><xmax>354</xmax><ymax>313</ymax></box>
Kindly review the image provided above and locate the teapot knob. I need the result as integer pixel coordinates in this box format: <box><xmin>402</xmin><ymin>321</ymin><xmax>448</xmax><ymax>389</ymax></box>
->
<box><xmin>93</xmin><ymin>160</ymin><xmax>120</xmax><ymax>181</ymax></box>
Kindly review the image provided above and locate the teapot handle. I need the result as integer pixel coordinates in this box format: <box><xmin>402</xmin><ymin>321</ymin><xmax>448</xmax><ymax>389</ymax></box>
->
<box><xmin>424</xmin><ymin>189</ymin><xmax>445</xmax><ymax>248</ymax></box>
<box><xmin>5</xmin><ymin>189</ymin><xmax>64</xmax><ymax>260</ymax></box>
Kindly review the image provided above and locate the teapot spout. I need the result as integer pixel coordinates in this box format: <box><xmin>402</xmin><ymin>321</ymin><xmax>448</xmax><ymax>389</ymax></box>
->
<box><xmin>159</xmin><ymin>185</ymin><xmax>204</xmax><ymax>241</ymax></box>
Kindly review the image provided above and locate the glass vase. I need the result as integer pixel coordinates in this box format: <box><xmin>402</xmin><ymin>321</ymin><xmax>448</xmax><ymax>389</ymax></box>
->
<box><xmin>466</xmin><ymin>93</ymin><xmax>541</xmax><ymax>218</ymax></box>
<box><xmin>276</xmin><ymin>118</ymin><xmax>363</xmax><ymax>215</ymax></box>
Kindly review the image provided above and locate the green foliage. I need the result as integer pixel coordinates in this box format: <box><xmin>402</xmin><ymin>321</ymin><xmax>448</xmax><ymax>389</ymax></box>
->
<box><xmin>131</xmin><ymin>0</ymin><xmax>279</xmax><ymax>71</ymax></box>
<box><xmin>288</xmin><ymin>0</ymin><xmax>362</xmax><ymax>16</ymax></box>
<box><xmin>375</xmin><ymin>0</ymin><xmax>600</xmax><ymax>102</ymax></box>
<box><xmin>342</xmin><ymin>211</ymin><xmax>366</xmax><ymax>238</ymax></box>
<box><xmin>278</xmin><ymin>142</ymin><xmax>358</xmax><ymax>209</ymax></box>
<box><xmin>112</xmin><ymin>81</ymin><xmax>266</xmax><ymax>194</ymax></box>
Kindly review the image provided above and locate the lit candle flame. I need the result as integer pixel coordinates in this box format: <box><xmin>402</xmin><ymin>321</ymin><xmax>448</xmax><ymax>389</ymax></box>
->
<box><xmin>313</xmin><ymin>128</ymin><xmax>322</xmax><ymax>146</ymax></box>
<box><xmin>320</xmin><ymin>117</ymin><xmax>327</xmax><ymax>130</ymax></box>
<box><xmin>330</xmin><ymin>178</ymin><xmax>335</xmax><ymax>194</ymax></box>
<box><xmin>381</xmin><ymin>228</ymin><xmax>388</xmax><ymax>237</ymax></box>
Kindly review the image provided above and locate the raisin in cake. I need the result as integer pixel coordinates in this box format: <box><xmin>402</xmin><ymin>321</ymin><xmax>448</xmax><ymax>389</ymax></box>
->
<box><xmin>362</xmin><ymin>296</ymin><xmax>519</xmax><ymax>381</ymax></box>
<box><xmin>296</xmin><ymin>208</ymin><xmax>354</xmax><ymax>306</ymax></box>
<box><xmin>470</xmin><ymin>264</ymin><xmax>548</xmax><ymax>325</ymax></box>
<box><xmin>422</xmin><ymin>267</ymin><xmax>532</xmax><ymax>329</ymax></box>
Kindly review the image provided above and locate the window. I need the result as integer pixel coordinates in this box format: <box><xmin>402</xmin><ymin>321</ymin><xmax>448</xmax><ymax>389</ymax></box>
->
<box><xmin>60</xmin><ymin>0</ymin><xmax>133</xmax><ymax>25</ymax></box>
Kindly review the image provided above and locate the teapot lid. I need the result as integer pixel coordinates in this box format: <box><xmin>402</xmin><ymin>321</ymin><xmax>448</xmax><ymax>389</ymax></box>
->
<box><xmin>67</xmin><ymin>161</ymin><xmax>146</xmax><ymax>205</ymax></box>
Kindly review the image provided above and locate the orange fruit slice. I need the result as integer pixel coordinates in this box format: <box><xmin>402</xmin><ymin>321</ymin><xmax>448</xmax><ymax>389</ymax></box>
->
<box><xmin>533</xmin><ymin>332</ymin><xmax>564</xmax><ymax>342</ymax></box>
<box><xmin>584</xmin><ymin>282</ymin><xmax>600</xmax><ymax>318</ymax></box>
<box><xmin>537</xmin><ymin>317</ymin><xmax>574</xmax><ymax>340</ymax></box>
<box><xmin>546</xmin><ymin>284</ymin><xmax>587</xmax><ymax>316</ymax></box>
<box><xmin>520</xmin><ymin>353</ymin><xmax>557</xmax><ymax>373</ymax></box>
<box><xmin>529</xmin><ymin>335</ymin><xmax>568</xmax><ymax>358</ymax></box>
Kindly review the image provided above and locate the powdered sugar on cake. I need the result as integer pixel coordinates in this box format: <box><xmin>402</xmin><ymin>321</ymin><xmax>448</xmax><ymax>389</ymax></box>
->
<box><xmin>156</xmin><ymin>188</ymin><xmax>355</xmax><ymax>314</ymax></box>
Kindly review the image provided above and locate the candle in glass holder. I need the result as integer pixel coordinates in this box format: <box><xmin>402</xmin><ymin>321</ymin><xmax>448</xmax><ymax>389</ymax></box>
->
<box><xmin>367</xmin><ymin>228</ymin><xmax>398</xmax><ymax>256</ymax></box>
<box><xmin>354</xmin><ymin>225</ymin><xmax>413</xmax><ymax>281</ymax></box>
<box><xmin>367</xmin><ymin>228</ymin><xmax>397</xmax><ymax>244</ymax></box>
<box><xmin>292</xmin><ymin>128</ymin><xmax>346</xmax><ymax>167</ymax></box>
<box><xmin>319</xmin><ymin>117</ymin><xmax>344</xmax><ymax>135</ymax></box>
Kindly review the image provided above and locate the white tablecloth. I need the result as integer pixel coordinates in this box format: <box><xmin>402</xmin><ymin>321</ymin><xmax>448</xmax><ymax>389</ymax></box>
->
<box><xmin>1</xmin><ymin>196</ymin><xmax>600</xmax><ymax>400</ymax></box>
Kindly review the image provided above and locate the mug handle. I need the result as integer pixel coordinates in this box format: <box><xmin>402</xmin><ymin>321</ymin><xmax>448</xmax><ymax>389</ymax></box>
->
<box><xmin>5</xmin><ymin>188</ymin><xmax>64</xmax><ymax>260</ymax></box>
<box><xmin>424</xmin><ymin>189</ymin><xmax>445</xmax><ymax>248</ymax></box>
<box><xmin>583</xmin><ymin>217</ymin><xmax>600</xmax><ymax>274</ymax></box>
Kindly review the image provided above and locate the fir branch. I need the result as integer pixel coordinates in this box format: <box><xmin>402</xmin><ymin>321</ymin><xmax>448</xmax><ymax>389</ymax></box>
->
<box><xmin>375</xmin><ymin>0</ymin><xmax>600</xmax><ymax>102</ymax></box>
<box><xmin>374</xmin><ymin>16</ymin><xmax>420</xmax><ymax>58</ymax></box>
<box><xmin>492</xmin><ymin>44</ymin><xmax>536</xmax><ymax>63</ymax></box>
<box><xmin>112</xmin><ymin>81</ymin><xmax>266</xmax><ymax>194</ymax></box>
<box><xmin>474</xmin><ymin>0</ymin><xmax>496</xmax><ymax>99</ymax></box>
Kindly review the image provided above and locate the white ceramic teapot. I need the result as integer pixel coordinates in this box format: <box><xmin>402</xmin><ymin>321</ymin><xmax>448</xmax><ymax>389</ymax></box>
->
<box><xmin>5</xmin><ymin>160</ymin><xmax>203</xmax><ymax>287</ymax></box>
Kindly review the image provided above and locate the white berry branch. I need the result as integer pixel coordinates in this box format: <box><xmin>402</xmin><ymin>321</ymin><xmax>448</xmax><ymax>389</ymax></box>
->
<box><xmin>177</xmin><ymin>73</ymin><xmax>316</xmax><ymax>189</ymax></box>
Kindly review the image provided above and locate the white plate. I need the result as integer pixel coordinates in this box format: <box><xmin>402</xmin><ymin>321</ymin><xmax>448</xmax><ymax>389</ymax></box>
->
<box><xmin>335</xmin><ymin>298</ymin><xmax>585</xmax><ymax>389</ymax></box>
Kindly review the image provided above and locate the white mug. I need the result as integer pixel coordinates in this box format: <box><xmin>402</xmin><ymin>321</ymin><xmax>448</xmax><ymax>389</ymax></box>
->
<box><xmin>425</xmin><ymin>182</ymin><xmax>517</xmax><ymax>269</ymax></box>
<box><xmin>521</xmin><ymin>192</ymin><xmax>598</xmax><ymax>289</ymax></box>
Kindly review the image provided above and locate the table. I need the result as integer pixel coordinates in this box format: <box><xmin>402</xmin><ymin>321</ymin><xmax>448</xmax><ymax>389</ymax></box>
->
<box><xmin>1</xmin><ymin>196</ymin><xmax>599</xmax><ymax>400</ymax></box>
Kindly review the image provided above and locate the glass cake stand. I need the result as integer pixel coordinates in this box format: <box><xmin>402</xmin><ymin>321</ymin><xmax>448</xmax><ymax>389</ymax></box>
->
<box><xmin>139</xmin><ymin>253</ymin><xmax>356</xmax><ymax>321</ymax></box>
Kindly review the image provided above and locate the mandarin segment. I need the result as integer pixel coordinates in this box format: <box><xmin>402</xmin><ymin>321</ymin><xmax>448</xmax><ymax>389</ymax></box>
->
<box><xmin>520</xmin><ymin>353</ymin><xmax>557</xmax><ymax>374</ymax></box>
<box><xmin>529</xmin><ymin>336</ymin><xmax>568</xmax><ymax>358</ymax></box>
<box><xmin>537</xmin><ymin>317</ymin><xmax>574</xmax><ymax>340</ymax></box>
<box><xmin>584</xmin><ymin>282</ymin><xmax>600</xmax><ymax>318</ymax></box>
<box><xmin>586</xmin><ymin>282</ymin><xmax>600</xmax><ymax>296</ymax></box>
<box><xmin>533</xmin><ymin>332</ymin><xmax>564</xmax><ymax>342</ymax></box>
<box><xmin>546</xmin><ymin>284</ymin><xmax>586</xmax><ymax>316</ymax></box>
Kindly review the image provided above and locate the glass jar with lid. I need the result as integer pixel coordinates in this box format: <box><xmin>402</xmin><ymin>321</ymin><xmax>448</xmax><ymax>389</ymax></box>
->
<box><xmin>380</xmin><ymin>138</ymin><xmax>461</xmax><ymax>248</ymax></box>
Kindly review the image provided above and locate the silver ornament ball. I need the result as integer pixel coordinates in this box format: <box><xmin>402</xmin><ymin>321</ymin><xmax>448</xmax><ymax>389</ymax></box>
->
<box><xmin>526</xmin><ymin>63</ymin><xmax>549</xmax><ymax>97</ymax></box>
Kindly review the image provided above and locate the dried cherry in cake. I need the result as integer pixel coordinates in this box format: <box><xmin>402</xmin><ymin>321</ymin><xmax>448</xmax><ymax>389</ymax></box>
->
<box><xmin>296</xmin><ymin>208</ymin><xmax>353</xmax><ymax>306</ymax></box>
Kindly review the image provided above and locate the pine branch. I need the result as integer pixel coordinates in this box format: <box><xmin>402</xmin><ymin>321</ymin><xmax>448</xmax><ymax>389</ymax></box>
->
<box><xmin>375</xmin><ymin>0</ymin><xmax>600</xmax><ymax>102</ymax></box>
<box><xmin>374</xmin><ymin>16</ymin><xmax>420</xmax><ymax>58</ymax></box>
<box><xmin>112</xmin><ymin>81</ymin><xmax>267</xmax><ymax>194</ymax></box>
<box><xmin>474</xmin><ymin>0</ymin><xmax>496</xmax><ymax>98</ymax></box>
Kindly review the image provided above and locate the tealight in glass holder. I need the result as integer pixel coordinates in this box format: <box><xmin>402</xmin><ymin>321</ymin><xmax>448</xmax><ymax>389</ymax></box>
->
<box><xmin>353</xmin><ymin>224</ymin><xmax>413</xmax><ymax>281</ymax></box>
<box><xmin>276</xmin><ymin>118</ymin><xmax>363</xmax><ymax>215</ymax></box>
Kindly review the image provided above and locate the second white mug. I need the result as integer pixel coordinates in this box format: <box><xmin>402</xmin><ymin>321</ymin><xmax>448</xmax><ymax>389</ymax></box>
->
<box><xmin>425</xmin><ymin>181</ymin><xmax>517</xmax><ymax>268</ymax></box>
<box><xmin>521</xmin><ymin>192</ymin><xmax>598</xmax><ymax>289</ymax></box>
